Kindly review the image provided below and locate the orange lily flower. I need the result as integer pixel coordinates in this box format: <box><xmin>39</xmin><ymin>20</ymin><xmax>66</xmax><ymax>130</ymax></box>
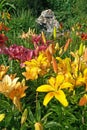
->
<box><xmin>0</xmin><ymin>65</ymin><xmax>9</xmax><ymax>80</ymax></box>
<box><xmin>0</xmin><ymin>75</ymin><xmax>27</xmax><ymax>111</ymax></box>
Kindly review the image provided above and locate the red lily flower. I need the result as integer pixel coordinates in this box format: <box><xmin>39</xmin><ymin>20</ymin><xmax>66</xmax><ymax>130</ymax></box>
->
<box><xmin>81</xmin><ymin>33</ymin><xmax>87</xmax><ymax>40</ymax></box>
<box><xmin>0</xmin><ymin>34</ymin><xmax>8</xmax><ymax>46</ymax></box>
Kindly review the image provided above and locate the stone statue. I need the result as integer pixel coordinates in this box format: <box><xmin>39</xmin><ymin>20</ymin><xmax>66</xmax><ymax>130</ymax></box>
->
<box><xmin>36</xmin><ymin>9</ymin><xmax>60</xmax><ymax>35</ymax></box>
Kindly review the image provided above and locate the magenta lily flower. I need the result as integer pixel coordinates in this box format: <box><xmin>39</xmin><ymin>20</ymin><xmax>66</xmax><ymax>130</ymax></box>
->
<box><xmin>6</xmin><ymin>44</ymin><xmax>34</xmax><ymax>62</ymax></box>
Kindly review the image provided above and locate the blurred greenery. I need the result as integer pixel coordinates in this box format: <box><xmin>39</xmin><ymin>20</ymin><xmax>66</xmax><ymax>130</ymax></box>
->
<box><xmin>8</xmin><ymin>0</ymin><xmax>87</xmax><ymax>26</ymax></box>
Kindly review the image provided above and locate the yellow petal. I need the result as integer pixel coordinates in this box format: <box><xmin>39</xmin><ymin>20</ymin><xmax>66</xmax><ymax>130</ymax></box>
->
<box><xmin>0</xmin><ymin>113</ymin><xmax>5</xmax><ymax>122</ymax></box>
<box><xmin>0</xmin><ymin>65</ymin><xmax>9</xmax><ymax>80</ymax></box>
<box><xmin>13</xmin><ymin>97</ymin><xmax>22</xmax><ymax>111</ymax></box>
<box><xmin>37</xmin><ymin>53</ymin><xmax>44</xmax><ymax>62</ymax></box>
<box><xmin>36</xmin><ymin>85</ymin><xmax>55</xmax><ymax>92</ymax></box>
<box><xmin>60</xmin><ymin>82</ymin><xmax>73</xmax><ymax>89</ymax></box>
<box><xmin>11</xmin><ymin>77</ymin><xmax>19</xmax><ymax>88</ymax></box>
<box><xmin>76</xmin><ymin>77</ymin><xmax>85</xmax><ymax>86</ymax></box>
<box><xmin>48</xmin><ymin>77</ymin><xmax>55</xmax><ymax>87</ymax></box>
<box><xmin>43</xmin><ymin>92</ymin><xmax>54</xmax><ymax>106</ymax></box>
<box><xmin>3</xmin><ymin>75</ymin><xmax>12</xmax><ymax>86</ymax></box>
<box><xmin>83</xmin><ymin>68</ymin><xmax>87</xmax><ymax>76</ymax></box>
<box><xmin>55</xmin><ymin>75</ymin><xmax>64</xmax><ymax>87</ymax></box>
<box><xmin>54</xmin><ymin>90</ymin><xmax>68</xmax><ymax>107</ymax></box>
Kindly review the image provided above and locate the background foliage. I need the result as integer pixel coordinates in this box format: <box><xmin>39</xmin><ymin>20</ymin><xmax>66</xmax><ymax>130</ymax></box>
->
<box><xmin>9</xmin><ymin>0</ymin><xmax>87</xmax><ymax>26</ymax></box>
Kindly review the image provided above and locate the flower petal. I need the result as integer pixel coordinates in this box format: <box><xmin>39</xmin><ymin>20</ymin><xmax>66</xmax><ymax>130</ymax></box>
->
<box><xmin>13</xmin><ymin>97</ymin><xmax>22</xmax><ymax>111</ymax></box>
<box><xmin>60</xmin><ymin>82</ymin><xmax>73</xmax><ymax>89</ymax></box>
<box><xmin>0</xmin><ymin>113</ymin><xmax>5</xmax><ymax>122</ymax></box>
<box><xmin>43</xmin><ymin>92</ymin><xmax>54</xmax><ymax>106</ymax></box>
<box><xmin>11</xmin><ymin>77</ymin><xmax>19</xmax><ymax>87</ymax></box>
<box><xmin>55</xmin><ymin>90</ymin><xmax>68</xmax><ymax>107</ymax></box>
<box><xmin>36</xmin><ymin>85</ymin><xmax>55</xmax><ymax>92</ymax></box>
<box><xmin>48</xmin><ymin>77</ymin><xmax>55</xmax><ymax>87</ymax></box>
<box><xmin>56</xmin><ymin>75</ymin><xmax>64</xmax><ymax>86</ymax></box>
<box><xmin>2</xmin><ymin>75</ymin><xmax>11</xmax><ymax>86</ymax></box>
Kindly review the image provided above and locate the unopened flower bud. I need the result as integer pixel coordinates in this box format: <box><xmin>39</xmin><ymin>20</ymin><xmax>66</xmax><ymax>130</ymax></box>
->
<box><xmin>34</xmin><ymin>122</ymin><xmax>43</xmax><ymax>130</ymax></box>
<box><xmin>21</xmin><ymin>109</ymin><xmax>28</xmax><ymax>125</ymax></box>
<box><xmin>53</xmin><ymin>26</ymin><xmax>56</xmax><ymax>40</ymax></box>
<box><xmin>78</xmin><ymin>43</ymin><xmax>83</xmax><ymax>56</ymax></box>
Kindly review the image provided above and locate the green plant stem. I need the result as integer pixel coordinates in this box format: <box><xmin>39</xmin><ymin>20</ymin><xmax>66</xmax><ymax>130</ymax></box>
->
<box><xmin>1</xmin><ymin>54</ymin><xmax>7</xmax><ymax>66</ymax></box>
<box><xmin>9</xmin><ymin>60</ymin><xmax>13</xmax><ymax>73</ymax></box>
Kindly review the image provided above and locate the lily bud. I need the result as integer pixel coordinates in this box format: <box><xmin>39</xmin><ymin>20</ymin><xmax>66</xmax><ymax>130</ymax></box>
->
<box><xmin>78</xmin><ymin>43</ymin><xmax>83</xmax><ymax>56</ymax></box>
<box><xmin>21</xmin><ymin>109</ymin><xmax>28</xmax><ymax>125</ymax></box>
<box><xmin>34</xmin><ymin>122</ymin><xmax>43</xmax><ymax>130</ymax></box>
<box><xmin>59</xmin><ymin>47</ymin><xmax>63</xmax><ymax>55</ymax></box>
<box><xmin>55</xmin><ymin>43</ymin><xmax>59</xmax><ymax>50</ymax></box>
<box><xmin>41</xmin><ymin>32</ymin><xmax>46</xmax><ymax>44</ymax></box>
<box><xmin>52</xmin><ymin>56</ymin><xmax>58</xmax><ymax>73</ymax></box>
<box><xmin>53</xmin><ymin>26</ymin><xmax>56</xmax><ymax>40</ymax></box>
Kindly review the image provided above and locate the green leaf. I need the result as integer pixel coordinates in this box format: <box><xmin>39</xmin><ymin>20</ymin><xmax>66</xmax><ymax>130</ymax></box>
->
<box><xmin>1</xmin><ymin>0</ymin><xmax>6</xmax><ymax>5</ymax></box>
<box><xmin>28</xmin><ymin>107</ymin><xmax>35</xmax><ymax>123</ymax></box>
<box><xmin>45</xmin><ymin>121</ymin><xmax>62</xmax><ymax>128</ymax></box>
<box><xmin>36</xmin><ymin>101</ymin><xmax>41</xmax><ymax>122</ymax></box>
<box><xmin>5</xmin><ymin>3</ymin><xmax>16</xmax><ymax>10</ymax></box>
<box><xmin>0</xmin><ymin>99</ymin><xmax>11</xmax><ymax>110</ymax></box>
<box><xmin>5</xmin><ymin>113</ymin><xmax>13</xmax><ymax>127</ymax></box>
<box><xmin>20</xmin><ymin>123</ymin><xmax>29</xmax><ymax>130</ymax></box>
<box><xmin>41</xmin><ymin>112</ymin><xmax>52</xmax><ymax>122</ymax></box>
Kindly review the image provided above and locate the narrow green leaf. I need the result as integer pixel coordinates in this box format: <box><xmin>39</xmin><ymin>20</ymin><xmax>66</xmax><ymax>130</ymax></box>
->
<box><xmin>0</xmin><ymin>100</ymin><xmax>11</xmax><ymax>110</ymax></box>
<box><xmin>36</xmin><ymin>101</ymin><xmax>41</xmax><ymax>122</ymax></box>
<box><xmin>28</xmin><ymin>107</ymin><xmax>35</xmax><ymax>123</ymax></box>
<box><xmin>5</xmin><ymin>3</ymin><xmax>16</xmax><ymax>10</ymax></box>
<box><xmin>45</xmin><ymin>121</ymin><xmax>62</xmax><ymax>128</ymax></box>
<box><xmin>41</xmin><ymin>112</ymin><xmax>52</xmax><ymax>122</ymax></box>
<box><xmin>5</xmin><ymin>113</ymin><xmax>12</xmax><ymax>127</ymax></box>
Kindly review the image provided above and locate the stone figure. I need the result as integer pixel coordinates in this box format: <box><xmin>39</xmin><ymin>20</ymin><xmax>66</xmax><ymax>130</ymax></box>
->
<box><xmin>36</xmin><ymin>9</ymin><xmax>60</xmax><ymax>35</ymax></box>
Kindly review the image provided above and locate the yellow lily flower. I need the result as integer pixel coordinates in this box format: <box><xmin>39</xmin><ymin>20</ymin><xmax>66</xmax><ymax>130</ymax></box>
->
<box><xmin>36</xmin><ymin>74</ymin><xmax>73</xmax><ymax>107</ymax></box>
<box><xmin>56</xmin><ymin>57</ymin><xmax>71</xmax><ymax>74</ymax></box>
<box><xmin>22</xmin><ymin>52</ymin><xmax>50</xmax><ymax>80</ymax></box>
<box><xmin>65</xmin><ymin>69</ymin><xmax>87</xmax><ymax>90</ymax></box>
<box><xmin>22</xmin><ymin>65</ymin><xmax>40</xmax><ymax>80</ymax></box>
<box><xmin>64</xmin><ymin>72</ymin><xmax>85</xmax><ymax>90</ymax></box>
